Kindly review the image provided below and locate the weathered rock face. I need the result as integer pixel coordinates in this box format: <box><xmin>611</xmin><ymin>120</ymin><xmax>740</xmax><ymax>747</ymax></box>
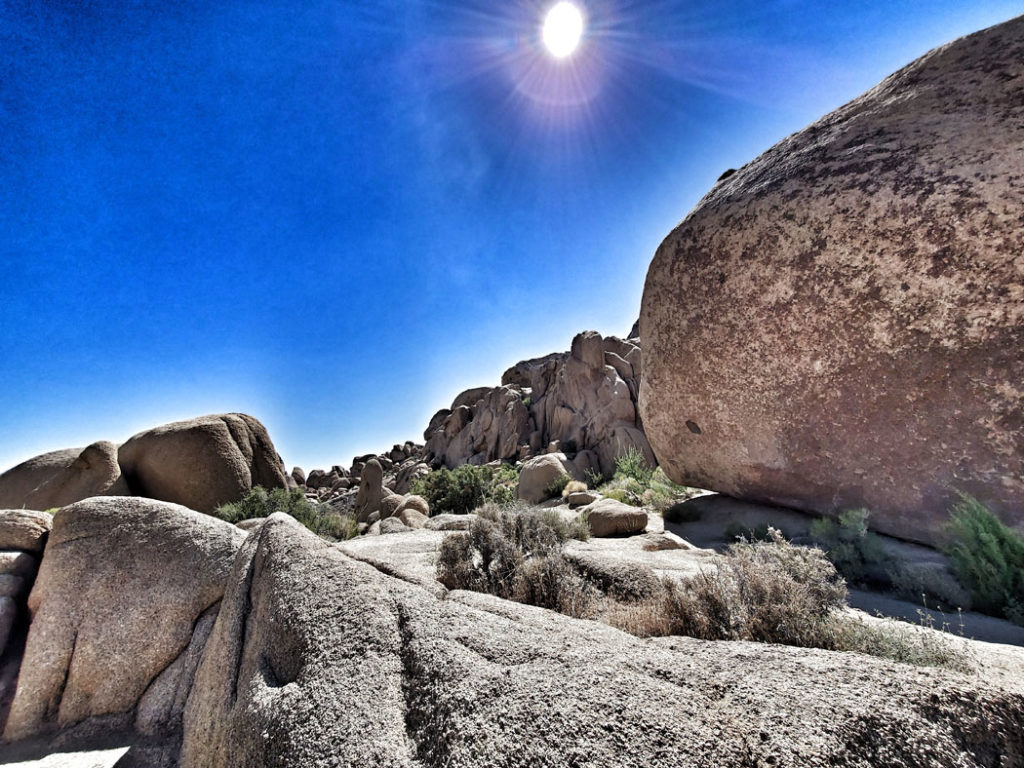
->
<box><xmin>2</xmin><ymin>497</ymin><xmax>246</xmax><ymax>744</ymax></box>
<box><xmin>425</xmin><ymin>331</ymin><xmax>653</xmax><ymax>477</ymax></box>
<box><xmin>641</xmin><ymin>17</ymin><xmax>1024</xmax><ymax>545</ymax></box>
<box><xmin>118</xmin><ymin>413</ymin><xmax>288</xmax><ymax>514</ymax></box>
<box><xmin>178</xmin><ymin>515</ymin><xmax>1024</xmax><ymax>767</ymax></box>
<box><xmin>0</xmin><ymin>442</ymin><xmax>128</xmax><ymax>511</ymax></box>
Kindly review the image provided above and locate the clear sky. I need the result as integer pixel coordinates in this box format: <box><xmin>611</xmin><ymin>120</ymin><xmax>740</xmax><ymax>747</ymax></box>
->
<box><xmin>1</xmin><ymin>0</ymin><xmax>1019</xmax><ymax>472</ymax></box>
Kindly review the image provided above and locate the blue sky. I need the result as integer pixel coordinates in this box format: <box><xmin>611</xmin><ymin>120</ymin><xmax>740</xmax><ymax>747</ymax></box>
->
<box><xmin>1</xmin><ymin>0</ymin><xmax>1019</xmax><ymax>472</ymax></box>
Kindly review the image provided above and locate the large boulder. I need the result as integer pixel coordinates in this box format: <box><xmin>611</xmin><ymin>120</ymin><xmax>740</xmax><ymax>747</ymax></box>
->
<box><xmin>585</xmin><ymin>498</ymin><xmax>649</xmax><ymax>537</ymax></box>
<box><xmin>2</xmin><ymin>497</ymin><xmax>246</xmax><ymax>745</ymax></box>
<box><xmin>118</xmin><ymin>413</ymin><xmax>287</xmax><ymax>514</ymax></box>
<box><xmin>640</xmin><ymin>17</ymin><xmax>1024</xmax><ymax>545</ymax></box>
<box><xmin>179</xmin><ymin>514</ymin><xmax>1024</xmax><ymax>767</ymax></box>
<box><xmin>0</xmin><ymin>442</ymin><xmax>128</xmax><ymax>511</ymax></box>
<box><xmin>516</xmin><ymin>453</ymin><xmax>577</xmax><ymax>505</ymax></box>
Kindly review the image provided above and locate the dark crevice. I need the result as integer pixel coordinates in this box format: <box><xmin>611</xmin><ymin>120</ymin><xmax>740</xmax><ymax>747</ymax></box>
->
<box><xmin>132</xmin><ymin>600</ymin><xmax>221</xmax><ymax>731</ymax></box>
<box><xmin>47</xmin><ymin>629</ymin><xmax>77</xmax><ymax>722</ymax></box>
<box><xmin>394</xmin><ymin>603</ymin><xmax>431</xmax><ymax>768</ymax></box>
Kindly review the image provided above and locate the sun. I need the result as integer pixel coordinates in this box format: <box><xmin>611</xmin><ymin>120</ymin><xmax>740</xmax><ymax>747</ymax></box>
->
<box><xmin>542</xmin><ymin>2</ymin><xmax>584</xmax><ymax>59</ymax></box>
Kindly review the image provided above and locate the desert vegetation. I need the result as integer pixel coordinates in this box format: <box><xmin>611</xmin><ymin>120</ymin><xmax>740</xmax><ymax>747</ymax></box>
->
<box><xmin>410</xmin><ymin>463</ymin><xmax>519</xmax><ymax>515</ymax></box>
<box><xmin>213</xmin><ymin>486</ymin><xmax>359</xmax><ymax>541</ymax></box>
<box><xmin>438</xmin><ymin>511</ymin><xmax>974</xmax><ymax>671</ymax></box>
<box><xmin>595</xmin><ymin>447</ymin><xmax>699</xmax><ymax>512</ymax></box>
<box><xmin>943</xmin><ymin>493</ymin><xmax>1024</xmax><ymax>626</ymax></box>
<box><xmin>437</xmin><ymin>503</ymin><xmax>591</xmax><ymax>615</ymax></box>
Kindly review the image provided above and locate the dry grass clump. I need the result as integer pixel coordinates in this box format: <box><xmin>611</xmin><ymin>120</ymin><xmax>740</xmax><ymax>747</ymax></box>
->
<box><xmin>606</xmin><ymin>529</ymin><xmax>974</xmax><ymax>670</ymax></box>
<box><xmin>610</xmin><ymin>529</ymin><xmax>846</xmax><ymax>645</ymax></box>
<box><xmin>562</xmin><ymin>480</ymin><xmax>587</xmax><ymax>498</ymax></box>
<box><xmin>437</xmin><ymin>505</ymin><xmax>594</xmax><ymax>617</ymax></box>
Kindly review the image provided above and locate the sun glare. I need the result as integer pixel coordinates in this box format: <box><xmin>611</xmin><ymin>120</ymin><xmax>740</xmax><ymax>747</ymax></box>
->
<box><xmin>542</xmin><ymin>2</ymin><xmax>584</xmax><ymax>59</ymax></box>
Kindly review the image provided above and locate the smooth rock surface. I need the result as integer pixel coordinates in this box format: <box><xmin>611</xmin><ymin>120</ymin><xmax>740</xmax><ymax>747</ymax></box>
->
<box><xmin>3</xmin><ymin>497</ymin><xmax>246</xmax><ymax>743</ymax></box>
<box><xmin>179</xmin><ymin>514</ymin><xmax>1024</xmax><ymax>767</ymax></box>
<box><xmin>640</xmin><ymin>17</ymin><xmax>1024</xmax><ymax>545</ymax></box>
<box><xmin>118</xmin><ymin>414</ymin><xmax>287</xmax><ymax>514</ymax></box>
<box><xmin>516</xmin><ymin>453</ymin><xmax>577</xmax><ymax>505</ymax></box>
<box><xmin>585</xmin><ymin>498</ymin><xmax>650</xmax><ymax>537</ymax></box>
<box><xmin>0</xmin><ymin>443</ymin><xmax>129</xmax><ymax>512</ymax></box>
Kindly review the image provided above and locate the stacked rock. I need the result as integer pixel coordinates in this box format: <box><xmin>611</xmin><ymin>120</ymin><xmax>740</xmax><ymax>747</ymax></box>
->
<box><xmin>0</xmin><ymin>510</ymin><xmax>51</xmax><ymax>657</ymax></box>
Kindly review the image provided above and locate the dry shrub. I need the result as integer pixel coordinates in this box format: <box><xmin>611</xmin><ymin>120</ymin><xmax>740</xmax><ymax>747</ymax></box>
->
<box><xmin>610</xmin><ymin>529</ymin><xmax>846</xmax><ymax>646</ymax></box>
<box><xmin>437</xmin><ymin>505</ymin><xmax>594</xmax><ymax>617</ymax></box>
<box><xmin>562</xmin><ymin>480</ymin><xmax>587</xmax><ymax>498</ymax></box>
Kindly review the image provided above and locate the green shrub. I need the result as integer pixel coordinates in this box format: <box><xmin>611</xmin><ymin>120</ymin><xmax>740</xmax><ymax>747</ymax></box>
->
<box><xmin>213</xmin><ymin>486</ymin><xmax>358</xmax><ymax>541</ymax></box>
<box><xmin>584</xmin><ymin>468</ymin><xmax>604</xmax><ymax>489</ymax></box>
<box><xmin>543</xmin><ymin>473</ymin><xmax>571</xmax><ymax>499</ymax></box>
<box><xmin>437</xmin><ymin>505</ymin><xmax>593</xmax><ymax>616</ymax></box>
<box><xmin>411</xmin><ymin>464</ymin><xmax>519</xmax><ymax>516</ymax></box>
<box><xmin>613</xmin><ymin>446</ymin><xmax>654</xmax><ymax>485</ymax></box>
<box><xmin>943</xmin><ymin>493</ymin><xmax>1024</xmax><ymax>625</ymax></box>
<box><xmin>809</xmin><ymin>509</ymin><xmax>887</xmax><ymax>585</ymax></box>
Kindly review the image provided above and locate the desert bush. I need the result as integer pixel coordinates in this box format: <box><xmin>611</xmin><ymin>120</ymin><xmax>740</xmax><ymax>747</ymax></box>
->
<box><xmin>605</xmin><ymin>529</ymin><xmax>970</xmax><ymax>669</ymax></box>
<box><xmin>213</xmin><ymin>486</ymin><xmax>358</xmax><ymax>541</ymax></box>
<box><xmin>543</xmin><ymin>473</ymin><xmax>571</xmax><ymax>499</ymax></box>
<box><xmin>888</xmin><ymin>563</ymin><xmax>972</xmax><ymax>613</ymax></box>
<box><xmin>943</xmin><ymin>493</ymin><xmax>1024</xmax><ymax>625</ymax></box>
<box><xmin>829</xmin><ymin>612</ymin><xmax>975</xmax><ymax>673</ymax></box>
<box><xmin>666</xmin><ymin>529</ymin><xmax>847</xmax><ymax>645</ymax></box>
<box><xmin>809</xmin><ymin>509</ymin><xmax>887</xmax><ymax>585</ymax></box>
<box><xmin>614</xmin><ymin>446</ymin><xmax>654</xmax><ymax>485</ymax></box>
<box><xmin>411</xmin><ymin>464</ymin><xmax>518</xmax><ymax>516</ymax></box>
<box><xmin>437</xmin><ymin>505</ymin><xmax>593</xmax><ymax>616</ymax></box>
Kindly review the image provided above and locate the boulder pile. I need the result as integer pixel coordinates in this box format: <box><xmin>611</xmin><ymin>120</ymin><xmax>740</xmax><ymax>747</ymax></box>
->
<box><xmin>0</xmin><ymin>510</ymin><xmax>51</xmax><ymax>660</ymax></box>
<box><xmin>424</xmin><ymin>330</ymin><xmax>653</xmax><ymax>480</ymax></box>
<box><xmin>0</xmin><ymin>414</ymin><xmax>288</xmax><ymax>516</ymax></box>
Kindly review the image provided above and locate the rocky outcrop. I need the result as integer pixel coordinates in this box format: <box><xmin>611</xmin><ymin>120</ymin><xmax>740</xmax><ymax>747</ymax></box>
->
<box><xmin>0</xmin><ymin>442</ymin><xmax>128</xmax><ymax>511</ymax></box>
<box><xmin>425</xmin><ymin>331</ymin><xmax>653</xmax><ymax>478</ymax></box>
<box><xmin>0</xmin><ymin>510</ymin><xmax>52</xmax><ymax>555</ymax></box>
<box><xmin>2</xmin><ymin>497</ymin><xmax>246</xmax><ymax>746</ymax></box>
<box><xmin>640</xmin><ymin>16</ymin><xmax>1024</xmax><ymax>545</ymax></box>
<box><xmin>0</xmin><ymin>511</ymin><xmax>49</xmax><ymax>662</ymax></box>
<box><xmin>118</xmin><ymin>413</ymin><xmax>288</xmax><ymax>514</ymax></box>
<box><xmin>177</xmin><ymin>514</ymin><xmax>1023</xmax><ymax>767</ymax></box>
<box><xmin>0</xmin><ymin>414</ymin><xmax>288</xmax><ymax>518</ymax></box>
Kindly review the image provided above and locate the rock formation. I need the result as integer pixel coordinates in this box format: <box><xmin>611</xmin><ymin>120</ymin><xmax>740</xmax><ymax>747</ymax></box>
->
<box><xmin>119</xmin><ymin>414</ymin><xmax>288</xmax><ymax>514</ymax></box>
<box><xmin>2</xmin><ymin>498</ymin><xmax>246</xmax><ymax>749</ymax></box>
<box><xmin>0</xmin><ymin>506</ymin><xmax>1021</xmax><ymax>764</ymax></box>
<box><xmin>0</xmin><ymin>414</ymin><xmax>288</xmax><ymax>517</ymax></box>
<box><xmin>0</xmin><ymin>442</ymin><xmax>128</xmax><ymax>511</ymax></box>
<box><xmin>640</xmin><ymin>16</ymin><xmax>1024</xmax><ymax>545</ymax></box>
<box><xmin>425</xmin><ymin>330</ymin><xmax>653</xmax><ymax>479</ymax></box>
